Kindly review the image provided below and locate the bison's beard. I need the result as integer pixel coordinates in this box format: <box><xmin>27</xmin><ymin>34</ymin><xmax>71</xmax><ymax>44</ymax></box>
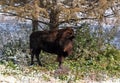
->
<box><xmin>63</xmin><ymin>41</ymin><xmax>73</xmax><ymax>55</ymax></box>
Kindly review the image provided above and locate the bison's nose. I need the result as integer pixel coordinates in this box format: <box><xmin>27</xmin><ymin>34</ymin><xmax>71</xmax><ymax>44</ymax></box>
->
<box><xmin>72</xmin><ymin>35</ymin><xmax>75</xmax><ymax>38</ymax></box>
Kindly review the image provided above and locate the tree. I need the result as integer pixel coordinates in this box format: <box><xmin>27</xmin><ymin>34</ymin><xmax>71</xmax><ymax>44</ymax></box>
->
<box><xmin>0</xmin><ymin>0</ymin><xmax>120</xmax><ymax>31</ymax></box>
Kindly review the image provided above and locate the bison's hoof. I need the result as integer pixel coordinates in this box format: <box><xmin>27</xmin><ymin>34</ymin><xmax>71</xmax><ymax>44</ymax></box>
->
<box><xmin>29</xmin><ymin>64</ymin><xmax>34</xmax><ymax>67</ymax></box>
<box><xmin>38</xmin><ymin>64</ymin><xmax>43</xmax><ymax>67</ymax></box>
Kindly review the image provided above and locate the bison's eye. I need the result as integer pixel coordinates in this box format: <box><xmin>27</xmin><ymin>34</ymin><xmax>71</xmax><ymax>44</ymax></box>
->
<box><xmin>67</xmin><ymin>31</ymin><xmax>73</xmax><ymax>36</ymax></box>
<box><xmin>66</xmin><ymin>35</ymin><xmax>75</xmax><ymax>40</ymax></box>
<box><xmin>65</xmin><ymin>33</ymin><xmax>74</xmax><ymax>40</ymax></box>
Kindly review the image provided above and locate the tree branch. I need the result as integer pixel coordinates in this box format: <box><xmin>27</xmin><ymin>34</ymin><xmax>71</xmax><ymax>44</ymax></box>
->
<box><xmin>58</xmin><ymin>17</ymin><xmax>97</xmax><ymax>25</ymax></box>
<box><xmin>0</xmin><ymin>11</ymin><xmax>52</xmax><ymax>26</ymax></box>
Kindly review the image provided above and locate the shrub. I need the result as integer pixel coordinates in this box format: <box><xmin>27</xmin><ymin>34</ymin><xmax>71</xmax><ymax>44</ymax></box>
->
<box><xmin>67</xmin><ymin>23</ymin><xmax>120</xmax><ymax>78</ymax></box>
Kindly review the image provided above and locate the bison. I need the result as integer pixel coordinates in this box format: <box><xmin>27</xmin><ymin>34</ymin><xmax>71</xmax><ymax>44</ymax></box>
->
<box><xmin>30</xmin><ymin>27</ymin><xmax>75</xmax><ymax>68</ymax></box>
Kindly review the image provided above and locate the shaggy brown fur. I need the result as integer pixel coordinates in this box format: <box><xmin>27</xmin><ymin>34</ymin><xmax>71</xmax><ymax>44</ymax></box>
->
<box><xmin>30</xmin><ymin>27</ymin><xmax>75</xmax><ymax>68</ymax></box>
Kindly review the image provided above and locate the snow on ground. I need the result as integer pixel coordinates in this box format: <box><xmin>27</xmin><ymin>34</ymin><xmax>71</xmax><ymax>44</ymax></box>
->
<box><xmin>0</xmin><ymin>74</ymin><xmax>120</xmax><ymax>83</ymax></box>
<box><xmin>0</xmin><ymin>64</ymin><xmax>120</xmax><ymax>83</ymax></box>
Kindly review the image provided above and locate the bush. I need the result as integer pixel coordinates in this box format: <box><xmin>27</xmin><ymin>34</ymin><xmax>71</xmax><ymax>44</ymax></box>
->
<box><xmin>66</xmin><ymin>23</ymin><xmax>120</xmax><ymax>78</ymax></box>
<box><xmin>68</xmin><ymin>23</ymin><xmax>99</xmax><ymax>60</ymax></box>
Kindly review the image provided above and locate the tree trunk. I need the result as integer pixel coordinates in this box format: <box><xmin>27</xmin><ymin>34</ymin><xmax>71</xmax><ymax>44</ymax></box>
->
<box><xmin>49</xmin><ymin>9</ymin><xmax>59</xmax><ymax>30</ymax></box>
<box><xmin>31</xmin><ymin>0</ymin><xmax>40</xmax><ymax>32</ymax></box>
<box><xmin>49</xmin><ymin>0</ymin><xmax>59</xmax><ymax>30</ymax></box>
<box><xmin>32</xmin><ymin>20</ymin><xmax>39</xmax><ymax>32</ymax></box>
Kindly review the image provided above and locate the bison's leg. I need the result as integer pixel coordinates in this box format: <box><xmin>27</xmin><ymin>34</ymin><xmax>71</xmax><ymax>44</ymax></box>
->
<box><xmin>35</xmin><ymin>49</ymin><xmax>42</xmax><ymax>66</ymax></box>
<box><xmin>57</xmin><ymin>55</ymin><xmax>64</xmax><ymax>68</ymax></box>
<box><xmin>30</xmin><ymin>49</ymin><xmax>35</xmax><ymax>65</ymax></box>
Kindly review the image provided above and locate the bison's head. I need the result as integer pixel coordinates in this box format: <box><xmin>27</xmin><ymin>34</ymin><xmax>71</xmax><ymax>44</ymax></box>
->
<box><xmin>59</xmin><ymin>27</ymin><xmax>75</xmax><ymax>55</ymax></box>
<box><xmin>62</xmin><ymin>27</ymin><xmax>75</xmax><ymax>40</ymax></box>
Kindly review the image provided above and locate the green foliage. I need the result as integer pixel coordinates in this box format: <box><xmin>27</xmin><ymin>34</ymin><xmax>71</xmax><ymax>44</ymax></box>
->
<box><xmin>6</xmin><ymin>61</ymin><xmax>18</xmax><ymax>70</ymax></box>
<box><xmin>58</xmin><ymin>75</ymin><xmax>68</xmax><ymax>80</ymax></box>
<box><xmin>69</xmin><ymin>23</ymin><xmax>99</xmax><ymax>60</ymax></box>
<box><xmin>66</xmin><ymin>23</ymin><xmax>120</xmax><ymax>79</ymax></box>
<box><xmin>2</xmin><ymin>42</ymin><xmax>17</xmax><ymax>56</ymax></box>
<box><xmin>2</xmin><ymin>40</ymin><xmax>27</xmax><ymax>57</ymax></box>
<box><xmin>97</xmin><ymin>44</ymin><xmax>120</xmax><ymax>76</ymax></box>
<box><xmin>42</xmin><ymin>74</ymin><xmax>50</xmax><ymax>81</ymax></box>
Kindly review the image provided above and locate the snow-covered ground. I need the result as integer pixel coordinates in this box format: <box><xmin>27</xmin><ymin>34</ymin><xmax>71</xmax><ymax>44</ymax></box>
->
<box><xmin>0</xmin><ymin>64</ymin><xmax>120</xmax><ymax>83</ymax></box>
<box><xmin>0</xmin><ymin>75</ymin><xmax>120</xmax><ymax>83</ymax></box>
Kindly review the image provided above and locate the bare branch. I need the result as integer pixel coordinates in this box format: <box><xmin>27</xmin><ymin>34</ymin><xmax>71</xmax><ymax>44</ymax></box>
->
<box><xmin>1</xmin><ymin>12</ymin><xmax>51</xmax><ymax>26</ymax></box>
<box><xmin>58</xmin><ymin>17</ymin><xmax>97</xmax><ymax>25</ymax></box>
